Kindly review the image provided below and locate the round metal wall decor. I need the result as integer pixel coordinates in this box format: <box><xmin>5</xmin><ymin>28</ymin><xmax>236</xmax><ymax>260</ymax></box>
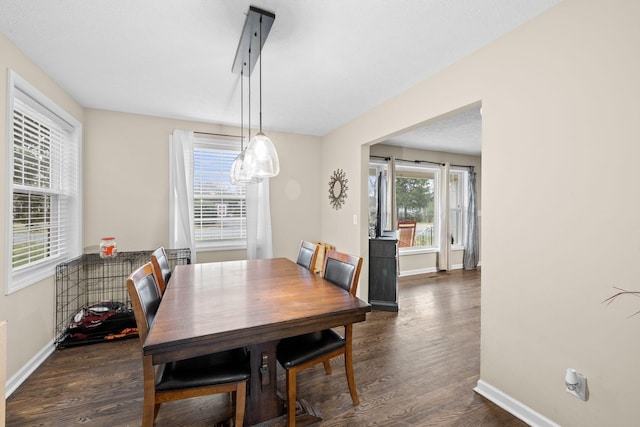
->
<box><xmin>328</xmin><ymin>169</ymin><xmax>348</xmax><ymax>210</ymax></box>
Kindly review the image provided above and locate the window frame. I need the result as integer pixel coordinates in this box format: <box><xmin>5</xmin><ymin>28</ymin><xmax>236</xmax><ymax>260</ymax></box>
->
<box><xmin>5</xmin><ymin>70</ymin><xmax>82</xmax><ymax>294</ymax></box>
<box><xmin>192</xmin><ymin>137</ymin><xmax>247</xmax><ymax>251</ymax></box>
<box><xmin>449</xmin><ymin>169</ymin><xmax>468</xmax><ymax>249</ymax></box>
<box><xmin>395</xmin><ymin>163</ymin><xmax>440</xmax><ymax>253</ymax></box>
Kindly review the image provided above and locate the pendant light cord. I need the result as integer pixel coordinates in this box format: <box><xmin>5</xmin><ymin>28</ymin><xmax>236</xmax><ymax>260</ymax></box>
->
<box><xmin>259</xmin><ymin>16</ymin><xmax>263</xmax><ymax>133</ymax></box>
<box><xmin>248</xmin><ymin>44</ymin><xmax>251</xmax><ymax>140</ymax></box>
<box><xmin>240</xmin><ymin>68</ymin><xmax>244</xmax><ymax>150</ymax></box>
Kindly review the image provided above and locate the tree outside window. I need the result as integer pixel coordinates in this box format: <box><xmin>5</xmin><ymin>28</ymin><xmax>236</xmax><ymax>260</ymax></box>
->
<box><xmin>396</xmin><ymin>171</ymin><xmax>436</xmax><ymax>247</ymax></box>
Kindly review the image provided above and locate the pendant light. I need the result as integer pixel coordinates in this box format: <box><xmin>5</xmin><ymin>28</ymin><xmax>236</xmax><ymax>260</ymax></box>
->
<box><xmin>230</xmin><ymin>6</ymin><xmax>278</xmax><ymax>182</ymax></box>
<box><xmin>243</xmin><ymin>14</ymin><xmax>280</xmax><ymax>179</ymax></box>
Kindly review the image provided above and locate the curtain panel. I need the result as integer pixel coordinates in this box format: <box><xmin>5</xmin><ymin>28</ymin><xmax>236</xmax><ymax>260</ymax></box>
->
<box><xmin>463</xmin><ymin>166</ymin><xmax>479</xmax><ymax>269</ymax></box>
<box><xmin>246</xmin><ymin>179</ymin><xmax>274</xmax><ymax>259</ymax></box>
<box><xmin>169</xmin><ymin>129</ymin><xmax>197</xmax><ymax>263</ymax></box>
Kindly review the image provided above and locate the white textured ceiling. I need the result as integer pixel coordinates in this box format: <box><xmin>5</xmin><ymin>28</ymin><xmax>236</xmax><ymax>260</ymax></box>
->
<box><xmin>0</xmin><ymin>0</ymin><xmax>560</xmax><ymax>154</ymax></box>
<box><xmin>384</xmin><ymin>106</ymin><xmax>483</xmax><ymax>156</ymax></box>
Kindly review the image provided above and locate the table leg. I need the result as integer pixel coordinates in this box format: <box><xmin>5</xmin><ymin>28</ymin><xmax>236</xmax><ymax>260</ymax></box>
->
<box><xmin>244</xmin><ymin>341</ymin><xmax>283</xmax><ymax>426</ymax></box>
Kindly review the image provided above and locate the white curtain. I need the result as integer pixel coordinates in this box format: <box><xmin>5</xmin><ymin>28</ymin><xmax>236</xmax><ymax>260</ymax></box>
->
<box><xmin>438</xmin><ymin>162</ymin><xmax>451</xmax><ymax>271</ymax></box>
<box><xmin>169</xmin><ymin>129</ymin><xmax>197</xmax><ymax>263</ymax></box>
<box><xmin>246</xmin><ymin>179</ymin><xmax>274</xmax><ymax>259</ymax></box>
<box><xmin>463</xmin><ymin>167</ymin><xmax>479</xmax><ymax>269</ymax></box>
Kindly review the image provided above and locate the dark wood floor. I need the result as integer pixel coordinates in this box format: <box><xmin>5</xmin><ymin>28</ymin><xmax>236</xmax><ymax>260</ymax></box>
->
<box><xmin>6</xmin><ymin>268</ymin><xmax>526</xmax><ymax>426</ymax></box>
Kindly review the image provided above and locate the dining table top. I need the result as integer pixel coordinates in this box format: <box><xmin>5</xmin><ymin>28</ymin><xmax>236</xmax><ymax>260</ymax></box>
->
<box><xmin>143</xmin><ymin>257</ymin><xmax>371</xmax><ymax>364</ymax></box>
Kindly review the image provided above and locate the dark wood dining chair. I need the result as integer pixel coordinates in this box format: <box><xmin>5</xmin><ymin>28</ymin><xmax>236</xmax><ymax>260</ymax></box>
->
<box><xmin>296</xmin><ymin>240</ymin><xmax>319</xmax><ymax>272</ymax></box>
<box><xmin>127</xmin><ymin>262</ymin><xmax>250</xmax><ymax>426</ymax></box>
<box><xmin>150</xmin><ymin>247</ymin><xmax>171</xmax><ymax>295</ymax></box>
<box><xmin>277</xmin><ymin>250</ymin><xmax>363</xmax><ymax>427</ymax></box>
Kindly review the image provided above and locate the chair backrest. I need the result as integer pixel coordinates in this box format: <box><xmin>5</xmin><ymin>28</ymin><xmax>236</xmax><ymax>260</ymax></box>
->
<box><xmin>313</xmin><ymin>242</ymin><xmax>335</xmax><ymax>275</ymax></box>
<box><xmin>150</xmin><ymin>247</ymin><xmax>171</xmax><ymax>295</ymax></box>
<box><xmin>296</xmin><ymin>240</ymin><xmax>319</xmax><ymax>271</ymax></box>
<box><xmin>397</xmin><ymin>220</ymin><xmax>417</xmax><ymax>248</ymax></box>
<box><xmin>127</xmin><ymin>262</ymin><xmax>162</xmax><ymax>343</ymax></box>
<box><xmin>322</xmin><ymin>250</ymin><xmax>363</xmax><ymax>295</ymax></box>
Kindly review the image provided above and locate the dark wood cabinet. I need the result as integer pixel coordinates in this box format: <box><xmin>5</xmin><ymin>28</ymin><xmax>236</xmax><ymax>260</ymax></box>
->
<box><xmin>368</xmin><ymin>238</ymin><xmax>398</xmax><ymax>311</ymax></box>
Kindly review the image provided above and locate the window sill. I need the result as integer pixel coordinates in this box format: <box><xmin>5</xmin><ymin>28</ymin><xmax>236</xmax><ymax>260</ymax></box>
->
<box><xmin>398</xmin><ymin>245</ymin><xmax>465</xmax><ymax>256</ymax></box>
<box><xmin>399</xmin><ymin>247</ymin><xmax>438</xmax><ymax>255</ymax></box>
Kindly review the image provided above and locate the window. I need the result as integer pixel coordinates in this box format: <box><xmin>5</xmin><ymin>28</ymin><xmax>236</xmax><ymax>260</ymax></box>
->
<box><xmin>368</xmin><ymin>161</ymin><xmax>440</xmax><ymax>249</ymax></box>
<box><xmin>449</xmin><ymin>170</ymin><xmax>466</xmax><ymax>246</ymax></box>
<box><xmin>193</xmin><ymin>138</ymin><xmax>246</xmax><ymax>249</ymax></box>
<box><xmin>6</xmin><ymin>70</ymin><xmax>81</xmax><ymax>294</ymax></box>
<box><xmin>395</xmin><ymin>164</ymin><xmax>438</xmax><ymax>248</ymax></box>
<box><xmin>369</xmin><ymin>159</ymin><xmax>470</xmax><ymax>252</ymax></box>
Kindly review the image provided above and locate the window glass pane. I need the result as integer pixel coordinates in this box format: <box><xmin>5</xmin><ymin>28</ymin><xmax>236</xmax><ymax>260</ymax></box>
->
<box><xmin>12</xmin><ymin>192</ymin><xmax>51</xmax><ymax>268</ymax></box>
<box><xmin>449</xmin><ymin>171</ymin><xmax>467</xmax><ymax>246</ymax></box>
<box><xmin>396</xmin><ymin>171</ymin><xmax>436</xmax><ymax>247</ymax></box>
<box><xmin>193</xmin><ymin>143</ymin><xmax>245</xmax><ymax>245</ymax></box>
<box><xmin>368</xmin><ymin>167</ymin><xmax>377</xmax><ymax>232</ymax></box>
<box><xmin>13</xmin><ymin>108</ymin><xmax>54</xmax><ymax>189</ymax></box>
<box><xmin>450</xmin><ymin>173</ymin><xmax>462</xmax><ymax>245</ymax></box>
<box><xmin>368</xmin><ymin>163</ymin><xmax>391</xmax><ymax>237</ymax></box>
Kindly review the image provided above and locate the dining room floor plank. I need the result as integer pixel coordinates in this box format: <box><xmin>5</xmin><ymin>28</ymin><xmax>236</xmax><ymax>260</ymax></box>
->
<box><xmin>6</xmin><ymin>267</ymin><xmax>526</xmax><ymax>426</ymax></box>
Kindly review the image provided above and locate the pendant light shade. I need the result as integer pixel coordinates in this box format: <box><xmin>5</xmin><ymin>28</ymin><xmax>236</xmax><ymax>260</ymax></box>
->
<box><xmin>231</xmin><ymin>146</ymin><xmax>262</xmax><ymax>184</ymax></box>
<box><xmin>230</xmin><ymin>153</ymin><xmax>243</xmax><ymax>184</ymax></box>
<box><xmin>230</xmin><ymin>150</ymin><xmax>249</xmax><ymax>184</ymax></box>
<box><xmin>230</xmin><ymin>66</ymin><xmax>258</xmax><ymax>185</ymax></box>
<box><xmin>245</xmin><ymin>132</ymin><xmax>279</xmax><ymax>178</ymax></box>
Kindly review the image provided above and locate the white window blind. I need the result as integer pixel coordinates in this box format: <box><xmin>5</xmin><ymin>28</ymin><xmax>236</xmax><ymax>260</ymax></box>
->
<box><xmin>193</xmin><ymin>139</ymin><xmax>246</xmax><ymax>248</ymax></box>
<box><xmin>6</xmin><ymin>70</ymin><xmax>81</xmax><ymax>294</ymax></box>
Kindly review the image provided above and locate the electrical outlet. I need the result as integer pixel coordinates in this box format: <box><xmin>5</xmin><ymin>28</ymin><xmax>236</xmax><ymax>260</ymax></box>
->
<box><xmin>565</xmin><ymin>368</ymin><xmax>588</xmax><ymax>401</ymax></box>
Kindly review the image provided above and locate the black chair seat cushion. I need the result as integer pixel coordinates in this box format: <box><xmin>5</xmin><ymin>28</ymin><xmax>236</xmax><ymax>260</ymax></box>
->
<box><xmin>156</xmin><ymin>347</ymin><xmax>250</xmax><ymax>391</ymax></box>
<box><xmin>277</xmin><ymin>329</ymin><xmax>345</xmax><ymax>369</ymax></box>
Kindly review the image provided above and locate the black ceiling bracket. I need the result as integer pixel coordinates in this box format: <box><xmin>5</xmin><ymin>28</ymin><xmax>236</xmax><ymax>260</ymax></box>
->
<box><xmin>231</xmin><ymin>6</ymin><xmax>275</xmax><ymax>76</ymax></box>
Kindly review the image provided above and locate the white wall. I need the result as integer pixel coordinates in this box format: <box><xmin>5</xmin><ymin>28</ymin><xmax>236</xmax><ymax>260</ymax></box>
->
<box><xmin>321</xmin><ymin>0</ymin><xmax>640</xmax><ymax>425</ymax></box>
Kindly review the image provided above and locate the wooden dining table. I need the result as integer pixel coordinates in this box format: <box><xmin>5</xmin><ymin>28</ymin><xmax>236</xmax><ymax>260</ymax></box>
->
<box><xmin>143</xmin><ymin>257</ymin><xmax>371</xmax><ymax>426</ymax></box>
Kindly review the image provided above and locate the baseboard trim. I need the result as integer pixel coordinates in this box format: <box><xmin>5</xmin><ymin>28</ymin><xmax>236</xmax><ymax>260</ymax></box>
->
<box><xmin>474</xmin><ymin>379</ymin><xmax>560</xmax><ymax>427</ymax></box>
<box><xmin>6</xmin><ymin>339</ymin><xmax>55</xmax><ymax>397</ymax></box>
<box><xmin>398</xmin><ymin>267</ymin><xmax>438</xmax><ymax>277</ymax></box>
<box><xmin>398</xmin><ymin>265</ymin><xmax>468</xmax><ymax>276</ymax></box>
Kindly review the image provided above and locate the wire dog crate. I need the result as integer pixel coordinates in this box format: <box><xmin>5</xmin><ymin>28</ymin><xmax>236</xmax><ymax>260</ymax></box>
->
<box><xmin>55</xmin><ymin>248</ymin><xmax>191</xmax><ymax>348</ymax></box>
